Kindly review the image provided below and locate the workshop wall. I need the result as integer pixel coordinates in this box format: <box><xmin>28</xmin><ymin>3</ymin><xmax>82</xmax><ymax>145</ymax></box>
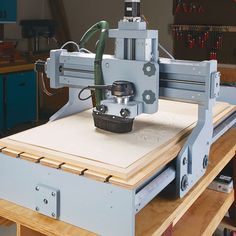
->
<box><xmin>172</xmin><ymin>0</ymin><xmax>236</xmax><ymax>63</ymax></box>
<box><xmin>63</xmin><ymin>0</ymin><xmax>174</xmax><ymax>55</ymax></box>
<box><xmin>4</xmin><ymin>0</ymin><xmax>51</xmax><ymax>51</ymax></box>
<box><xmin>4</xmin><ymin>0</ymin><xmax>174</xmax><ymax>55</ymax></box>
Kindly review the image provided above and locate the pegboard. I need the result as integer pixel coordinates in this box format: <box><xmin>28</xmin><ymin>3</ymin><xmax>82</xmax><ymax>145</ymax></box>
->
<box><xmin>173</xmin><ymin>0</ymin><xmax>236</xmax><ymax>64</ymax></box>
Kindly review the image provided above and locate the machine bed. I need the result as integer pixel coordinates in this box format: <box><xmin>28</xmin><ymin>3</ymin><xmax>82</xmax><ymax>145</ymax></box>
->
<box><xmin>0</xmin><ymin>99</ymin><xmax>235</xmax><ymax>188</ymax></box>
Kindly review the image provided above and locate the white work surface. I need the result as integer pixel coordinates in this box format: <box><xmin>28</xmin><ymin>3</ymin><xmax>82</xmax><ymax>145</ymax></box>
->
<box><xmin>2</xmin><ymin>100</ymin><xmax>232</xmax><ymax>171</ymax></box>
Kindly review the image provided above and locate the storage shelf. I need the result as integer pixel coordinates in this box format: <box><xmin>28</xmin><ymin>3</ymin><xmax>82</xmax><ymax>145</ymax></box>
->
<box><xmin>173</xmin><ymin>190</ymin><xmax>234</xmax><ymax>236</ymax></box>
<box><xmin>171</xmin><ymin>24</ymin><xmax>236</xmax><ymax>32</ymax></box>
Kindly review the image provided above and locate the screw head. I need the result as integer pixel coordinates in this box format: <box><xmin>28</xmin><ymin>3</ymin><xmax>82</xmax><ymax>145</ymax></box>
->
<box><xmin>43</xmin><ymin>199</ymin><xmax>48</xmax><ymax>204</ymax></box>
<box><xmin>181</xmin><ymin>175</ymin><xmax>189</xmax><ymax>192</ymax></box>
<box><xmin>51</xmin><ymin>192</ymin><xmax>56</xmax><ymax>197</ymax></box>
<box><xmin>35</xmin><ymin>186</ymin><xmax>40</xmax><ymax>191</ymax></box>
<box><xmin>97</xmin><ymin>105</ymin><xmax>107</xmax><ymax>114</ymax></box>
<box><xmin>51</xmin><ymin>212</ymin><xmax>55</xmax><ymax>217</ymax></box>
<box><xmin>120</xmin><ymin>108</ymin><xmax>130</xmax><ymax>118</ymax></box>
<box><xmin>183</xmin><ymin>157</ymin><xmax>187</xmax><ymax>165</ymax></box>
<box><xmin>203</xmin><ymin>155</ymin><xmax>209</xmax><ymax>169</ymax></box>
<box><xmin>35</xmin><ymin>207</ymin><xmax>39</xmax><ymax>211</ymax></box>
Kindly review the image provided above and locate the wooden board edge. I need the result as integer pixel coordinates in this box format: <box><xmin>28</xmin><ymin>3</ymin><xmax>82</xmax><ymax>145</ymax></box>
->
<box><xmin>136</xmin><ymin>129</ymin><xmax>236</xmax><ymax>236</ymax></box>
<box><xmin>172</xmin><ymin>190</ymin><xmax>234</xmax><ymax>236</ymax></box>
<box><xmin>2</xmin><ymin>148</ymin><xmax>23</xmax><ymax>158</ymax></box>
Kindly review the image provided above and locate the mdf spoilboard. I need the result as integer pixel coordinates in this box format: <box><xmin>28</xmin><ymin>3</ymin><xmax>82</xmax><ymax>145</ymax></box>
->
<box><xmin>0</xmin><ymin>100</ymin><xmax>235</xmax><ymax>183</ymax></box>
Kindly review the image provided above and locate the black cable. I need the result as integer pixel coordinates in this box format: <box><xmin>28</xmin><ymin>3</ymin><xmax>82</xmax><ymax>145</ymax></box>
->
<box><xmin>78</xmin><ymin>85</ymin><xmax>112</xmax><ymax>101</ymax></box>
<box><xmin>78</xmin><ymin>86</ymin><xmax>95</xmax><ymax>101</ymax></box>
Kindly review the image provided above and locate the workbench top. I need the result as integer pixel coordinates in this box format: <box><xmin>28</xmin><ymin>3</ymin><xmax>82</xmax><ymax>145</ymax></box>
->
<box><xmin>0</xmin><ymin>100</ymin><xmax>235</xmax><ymax>189</ymax></box>
<box><xmin>0</xmin><ymin>63</ymin><xmax>34</xmax><ymax>74</ymax></box>
<box><xmin>0</xmin><ymin>128</ymin><xmax>235</xmax><ymax>236</ymax></box>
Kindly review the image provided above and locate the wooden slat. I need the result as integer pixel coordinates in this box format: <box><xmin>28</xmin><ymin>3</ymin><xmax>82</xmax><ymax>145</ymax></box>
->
<box><xmin>220</xmin><ymin>216</ymin><xmax>236</xmax><ymax>232</ymax></box>
<box><xmin>17</xmin><ymin>224</ymin><xmax>45</xmax><ymax>236</ymax></box>
<box><xmin>20</xmin><ymin>153</ymin><xmax>43</xmax><ymax>163</ymax></box>
<box><xmin>135</xmin><ymin>128</ymin><xmax>236</xmax><ymax>236</ymax></box>
<box><xmin>173</xmin><ymin>190</ymin><xmax>234</xmax><ymax>236</ymax></box>
<box><xmin>84</xmin><ymin>170</ymin><xmax>111</xmax><ymax>182</ymax></box>
<box><xmin>40</xmin><ymin>158</ymin><xmax>64</xmax><ymax>169</ymax></box>
<box><xmin>219</xmin><ymin>66</ymin><xmax>236</xmax><ymax>83</ymax></box>
<box><xmin>0</xmin><ymin>216</ymin><xmax>14</xmax><ymax>227</ymax></box>
<box><xmin>61</xmin><ymin>164</ymin><xmax>110</xmax><ymax>182</ymax></box>
<box><xmin>2</xmin><ymin>148</ymin><xmax>22</xmax><ymax>158</ymax></box>
<box><xmin>0</xmin><ymin>199</ymin><xmax>96</xmax><ymax>236</ymax></box>
<box><xmin>61</xmin><ymin>164</ymin><xmax>84</xmax><ymax>175</ymax></box>
<box><xmin>0</xmin><ymin>146</ymin><xmax>5</xmax><ymax>151</ymax></box>
<box><xmin>0</xmin><ymin>64</ymin><xmax>34</xmax><ymax>74</ymax></box>
<box><xmin>0</xmin><ymin>101</ymin><xmax>234</xmax><ymax>187</ymax></box>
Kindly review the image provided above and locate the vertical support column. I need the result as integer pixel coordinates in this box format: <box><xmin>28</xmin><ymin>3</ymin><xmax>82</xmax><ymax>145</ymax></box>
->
<box><xmin>161</xmin><ymin>223</ymin><xmax>173</xmax><ymax>236</ymax></box>
<box><xmin>48</xmin><ymin>0</ymin><xmax>71</xmax><ymax>47</ymax></box>
<box><xmin>0</xmin><ymin>24</ymin><xmax>4</xmax><ymax>40</ymax></box>
<box><xmin>229</xmin><ymin>153</ymin><xmax>236</xmax><ymax>226</ymax></box>
<box><xmin>17</xmin><ymin>224</ymin><xmax>45</xmax><ymax>236</ymax></box>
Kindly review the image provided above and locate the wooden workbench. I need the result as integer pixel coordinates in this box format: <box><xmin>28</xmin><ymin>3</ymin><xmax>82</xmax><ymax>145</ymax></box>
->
<box><xmin>219</xmin><ymin>64</ymin><xmax>236</xmax><ymax>84</ymax></box>
<box><xmin>0</xmin><ymin>63</ymin><xmax>34</xmax><ymax>74</ymax></box>
<box><xmin>0</xmin><ymin>128</ymin><xmax>235</xmax><ymax>236</ymax></box>
<box><xmin>0</xmin><ymin>100</ymin><xmax>235</xmax><ymax>188</ymax></box>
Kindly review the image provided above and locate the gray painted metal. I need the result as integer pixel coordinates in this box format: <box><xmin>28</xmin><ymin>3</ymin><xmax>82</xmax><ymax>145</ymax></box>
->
<box><xmin>34</xmin><ymin>184</ymin><xmax>60</xmax><ymax>219</ymax></box>
<box><xmin>135</xmin><ymin>166</ymin><xmax>176</xmax><ymax>213</ymax></box>
<box><xmin>0</xmin><ymin>155</ymin><xmax>135</xmax><ymax>236</ymax></box>
<box><xmin>44</xmin><ymin>18</ymin><xmax>222</xmax><ymax>199</ymax></box>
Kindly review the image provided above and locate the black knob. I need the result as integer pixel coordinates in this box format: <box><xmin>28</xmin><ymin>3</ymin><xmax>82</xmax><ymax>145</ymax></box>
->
<box><xmin>97</xmin><ymin>105</ymin><xmax>108</xmax><ymax>114</ymax></box>
<box><xmin>120</xmin><ymin>108</ymin><xmax>130</xmax><ymax>118</ymax></box>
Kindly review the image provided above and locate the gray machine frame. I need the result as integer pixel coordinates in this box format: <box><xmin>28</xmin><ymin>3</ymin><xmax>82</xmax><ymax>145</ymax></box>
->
<box><xmin>45</xmin><ymin>19</ymin><xmax>221</xmax><ymax>198</ymax></box>
<box><xmin>0</xmin><ymin>3</ymin><xmax>235</xmax><ymax>235</ymax></box>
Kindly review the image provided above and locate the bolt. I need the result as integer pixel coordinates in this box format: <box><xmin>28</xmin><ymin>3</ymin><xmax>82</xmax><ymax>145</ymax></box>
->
<box><xmin>181</xmin><ymin>175</ymin><xmax>188</xmax><ymax>191</ymax></box>
<box><xmin>203</xmin><ymin>155</ymin><xmax>209</xmax><ymax>169</ymax></box>
<box><xmin>183</xmin><ymin>157</ymin><xmax>187</xmax><ymax>165</ymax></box>
<box><xmin>120</xmin><ymin>109</ymin><xmax>130</xmax><ymax>118</ymax></box>
<box><xmin>43</xmin><ymin>199</ymin><xmax>48</xmax><ymax>204</ymax></box>
<box><xmin>97</xmin><ymin>105</ymin><xmax>107</xmax><ymax>114</ymax></box>
<box><xmin>51</xmin><ymin>192</ymin><xmax>56</xmax><ymax>197</ymax></box>
<box><xmin>51</xmin><ymin>213</ymin><xmax>56</xmax><ymax>217</ymax></box>
<box><xmin>146</xmin><ymin>66</ymin><xmax>151</xmax><ymax>72</ymax></box>
<box><xmin>145</xmin><ymin>95</ymin><xmax>151</xmax><ymax>100</ymax></box>
<box><xmin>35</xmin><ymin>207</ymin><xmax>39</xmax><ymax>211</ymax></box>
<box><xmin>35</xmin><ymin>186</ymin><xmax>40</xmax><ymax>191</ymax></box>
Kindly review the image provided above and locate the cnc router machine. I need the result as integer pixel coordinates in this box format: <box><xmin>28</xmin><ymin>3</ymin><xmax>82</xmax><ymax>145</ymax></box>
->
<box><xmin>0</xmin><ymin>1</ymin><xmax>236</xmax><ymax>235</ymax></box>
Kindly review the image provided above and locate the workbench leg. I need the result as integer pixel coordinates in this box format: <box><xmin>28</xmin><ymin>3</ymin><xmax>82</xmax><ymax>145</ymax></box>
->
<box><xmin>17</xmin><ymin>224</ymin><xmax>45</xmax><ymax>236</ymax></box>
<box><xmin>229</xmin><ymin>154</ymin><xmax>236</xmax><ymax>226</ymax></box>
<box><xmin>161</xmin><ymin>223</ymin><xmax>173</xmax><ymax>236</ymax></box>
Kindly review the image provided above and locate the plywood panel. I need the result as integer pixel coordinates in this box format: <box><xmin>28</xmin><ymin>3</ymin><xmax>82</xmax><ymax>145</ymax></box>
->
<box><xmin>0</xmin><ymin>101</ymin><xmax>228</xmax><ymax>166</ymax></box>
<box><xmin>0</xmin><ymin>100</ymin><xmax>235</xmax><ymax>181</ymax></box>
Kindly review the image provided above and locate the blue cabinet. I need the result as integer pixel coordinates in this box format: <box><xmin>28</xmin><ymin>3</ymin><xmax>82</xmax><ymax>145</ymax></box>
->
<box><xmin>0</xmin><ymin>0</ymin><xmax>17</xmax><ymax>23</ymax></box>
<box><xmin>0</xmin><ymin>71</ymin><xmax>36</xmax><ymax>131</ymax></box>
<box><xmin>0</xmin><ymin>76</ymin><xmax>3</xmax><ymax>130</ymax></box>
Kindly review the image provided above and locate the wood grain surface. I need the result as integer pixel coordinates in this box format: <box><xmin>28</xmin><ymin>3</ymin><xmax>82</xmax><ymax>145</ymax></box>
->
<box><xmin>0</xmin><ymin>100</ymin><xmax>235</xmax><ymax>182</ymax></box>
<box><xmin>173</xmin><ymin>190</ymin><xmax>234</xmax><ymax>236</ymax></box>
<box><xmin>135</xmin><ymin>128</ymin><xmax>236</xmax><ymax>236</ymax></box>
